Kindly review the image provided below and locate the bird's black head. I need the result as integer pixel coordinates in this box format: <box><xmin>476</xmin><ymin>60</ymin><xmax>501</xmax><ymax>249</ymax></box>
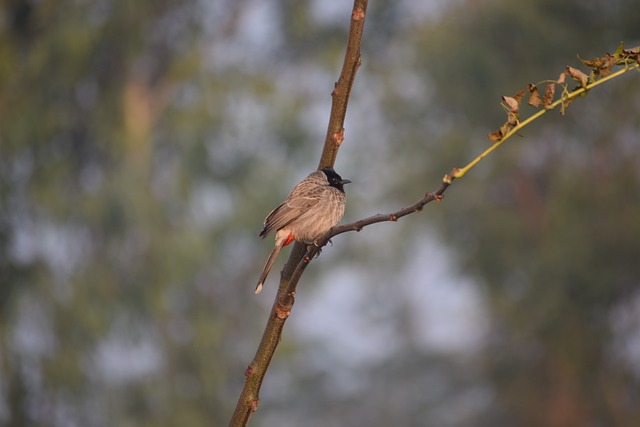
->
<box><xmin>321</xmin><ymin>167</ymin><xmax>351</xmax><ymax>193</ymax></box>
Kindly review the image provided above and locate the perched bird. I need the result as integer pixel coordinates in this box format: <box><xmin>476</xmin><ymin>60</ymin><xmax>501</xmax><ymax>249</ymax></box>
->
<box><xmin>256</xmin><ymin>167</ymin><xmax>350</xmax><ymax>293</ymax></box>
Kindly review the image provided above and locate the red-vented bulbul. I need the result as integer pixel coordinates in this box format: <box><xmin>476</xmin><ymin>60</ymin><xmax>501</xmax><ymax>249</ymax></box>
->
<box><xmin>256</xmin><ymin>167</ymin><xmax>350</xmax><ymax>293</ymax></box>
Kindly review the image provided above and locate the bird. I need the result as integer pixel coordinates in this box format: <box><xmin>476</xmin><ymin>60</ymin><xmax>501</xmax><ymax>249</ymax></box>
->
<box><xmin>255</xmin><ymin>166</ymin><xmax>350</xmax><ymax>294</ymax></box>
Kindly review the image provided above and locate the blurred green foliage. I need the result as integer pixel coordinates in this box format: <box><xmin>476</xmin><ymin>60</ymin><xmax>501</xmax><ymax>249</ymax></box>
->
<box><xmin>1</xmin><ymin>1</ymin><xmax>640</xmax><ymax>427</ymax></box>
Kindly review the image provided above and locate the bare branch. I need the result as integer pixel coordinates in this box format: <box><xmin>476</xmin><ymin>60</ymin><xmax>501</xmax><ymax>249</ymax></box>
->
<box><xmin>319</xmin><ymin>1</ymin><xmax>368</xmax><ymax>169</ymax></box>
<box><xmin>279</xmin><ymin>174</ymin><xmax>452</xmax><ymax>308</ymax></box>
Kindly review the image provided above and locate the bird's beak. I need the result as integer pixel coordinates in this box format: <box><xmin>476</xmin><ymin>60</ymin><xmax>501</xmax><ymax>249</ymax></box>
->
<box><xmin>341</xmin><ymin>179</ymin><xmax>351</xmax><ymax>185</ymax></box>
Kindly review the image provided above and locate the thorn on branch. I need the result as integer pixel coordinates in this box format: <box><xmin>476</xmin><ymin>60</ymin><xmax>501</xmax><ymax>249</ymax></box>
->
<box><xmin>331</xmin><ymin>82</ymin><xmax>339</xmax><ymax>97</ymax></box>
<box><xmin>352</xmin><ymin>7</ymin><xmax>365</xmax><ymax>21</ymax></box>
<box><xmin>245</xmin><ymin>365</ymin><xmax>255</xmax><ymax>377</ymax></box>
<box><xmin>275</xmin><ymin>304</ymin><xmax>291</xmax><ymax>319</ymax></box>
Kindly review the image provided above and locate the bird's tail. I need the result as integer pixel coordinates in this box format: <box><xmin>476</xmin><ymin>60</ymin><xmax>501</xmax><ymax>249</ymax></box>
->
<box><xmin>255</xmin><ymin>242</ymin><xmax>283</xmax><ymax>294</ymax></box>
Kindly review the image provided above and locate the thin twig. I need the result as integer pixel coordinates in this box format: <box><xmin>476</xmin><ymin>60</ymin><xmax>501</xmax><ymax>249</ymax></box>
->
<box><xmin>280</xmin><ymin>173</ymin><xmax>452</xmax><ymax>308</ymax></box>
<box><xmin>455</xmin><ymin>63</ymin><xmax>640</xmax><ymax>179</ymax></box>
<box><xmin>319</xmin><ymin>0</ymin><xmax>368</xmax><ymax>169</ymax></box>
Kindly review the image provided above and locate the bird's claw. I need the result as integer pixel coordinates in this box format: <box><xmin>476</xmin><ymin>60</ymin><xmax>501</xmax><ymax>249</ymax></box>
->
<box><xmin>307</xmin><ymin>243</ymin><xmax>323</xmax><ymax>258</ymax></box>
<box><xmin>312</xmin><ymin>238</ymin><xmax>332</xmax><ymax>247</ymax></box>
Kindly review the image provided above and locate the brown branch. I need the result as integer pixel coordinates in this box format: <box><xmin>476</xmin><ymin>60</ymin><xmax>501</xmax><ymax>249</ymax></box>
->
<box><xmin>318</xmin><ymin>1</ymin><xmax>367</xmax><ymax>169</ymax></box>
<box><xmin>280</xmin><ymin>172</ymin><xmax>455</xmax><ymax>307</ymax></box>
<box><xmin>228</xmin><ymin>2</ymin><xmax>368</xmax><ymax>426</ymax></box>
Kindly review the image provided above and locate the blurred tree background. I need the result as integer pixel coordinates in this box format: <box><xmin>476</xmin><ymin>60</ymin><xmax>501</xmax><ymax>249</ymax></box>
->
<box><xmin>1</xmin><ymin>1</ymin><xmax>639</xmax><ymax>426</ymax></box>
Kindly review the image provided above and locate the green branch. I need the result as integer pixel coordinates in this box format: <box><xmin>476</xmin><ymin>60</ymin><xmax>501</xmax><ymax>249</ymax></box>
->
<box><xmin>453</xmin><ymin>46</ymin><xmax>639</xmax><ymax>180</ymax></box>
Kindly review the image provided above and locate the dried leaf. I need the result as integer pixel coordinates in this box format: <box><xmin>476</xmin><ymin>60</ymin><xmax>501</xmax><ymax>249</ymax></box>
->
<box><xmin>557</xmin><ymin>72</ymin><xmax>566</xmax><ymax>84</ymax></box>
<box><xmin>599</xmin><ymin>56</ymin><xmax>616</xmax><ymax>76</ymax></box>
<box><xmin>566</xmin><ymin>66</ymin><xmax>589</xmax><ymax>88</ymax></box>
<box><xmin>543</xmin><ymin>83</ymin><xmax>555</xmax><ymax>107</ymax></box>
<box><xmin>624</xmin><ymin>46</ymin><xmax>640</xmax><ymax>55</ymax></box>
<box><xmin>579</xmin><ymin>56</ymin><xmax>601</xmax><ymax>68</ymax></box>
<box><xmin>578</xmin><ymin>52</ymin><xmax>618</xmax><ymax>79</ymax></box>
<box><xmin>528</xmin><ymin>84</ymin><xmax>542</xmax><ymax>108</ymax></box>
<box><xmin>621</xmin><ymin>46</ymin><xmax>640</xmax><ymax>64</ymax></box>
<box><xmin>513</xmin><ymin>89</ymin><xmax>527</xmax><ymax>104</ymax></box>
<box><xmin>502</xmin><ymin>96</ymin><xmax>520</xmax><ymax>112</ymax></box>
<box><xmin>488</xmin><ymin>129</ymin><xmax>503</xmax><ymax>142</ymax></box>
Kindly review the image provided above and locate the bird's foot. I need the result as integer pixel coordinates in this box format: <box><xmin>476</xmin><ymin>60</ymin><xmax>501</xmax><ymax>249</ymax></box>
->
<box><xmin>307</xmin><ymin>243</ymin><xmax>323</xmax><ymax>258</ymax></box>
<box><xmin>311</xmin><ymin>238</ymin><xmax>332</xmax><ymax>247</ymax></box>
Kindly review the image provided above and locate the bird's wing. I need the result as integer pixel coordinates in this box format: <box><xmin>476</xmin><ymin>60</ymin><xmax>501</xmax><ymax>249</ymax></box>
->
<box><xmin>259</xmin><ymin>181</ymin><xmax>324</xmax><ymax>237</ymax></box>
